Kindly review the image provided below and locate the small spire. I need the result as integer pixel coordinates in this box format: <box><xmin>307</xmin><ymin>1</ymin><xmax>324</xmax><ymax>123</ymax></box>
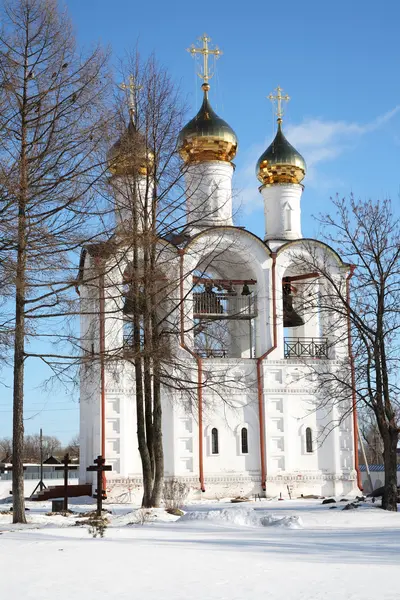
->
<box><xmin>119</xmin><ymin>75</ymin><xmax>142</xmax><ymax>125</ymax></box>
<box><xmin>187</xmin><ymin>33</ymin><xmax>222</xmax><ymax>91</ymax></box>
<box><xmin>201</xmin><ymin>82</ymin><xmax>210</xmax><ymax>98</ymax></box>
<box><xmin>268</xmin><ymin>85</ymin><xmax>290</xmax><ymax>123</ymax></box>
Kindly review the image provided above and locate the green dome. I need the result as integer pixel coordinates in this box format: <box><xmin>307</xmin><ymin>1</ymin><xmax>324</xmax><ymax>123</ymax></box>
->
<box><xmin>178</xmin><ymin>86</ymin><xmax>237</xmax><ymax>164</ymax></box>
<box><xmin>256</xmin><ymin>121</ymin><xmax>306</xmax><ymax>185</ymax></box>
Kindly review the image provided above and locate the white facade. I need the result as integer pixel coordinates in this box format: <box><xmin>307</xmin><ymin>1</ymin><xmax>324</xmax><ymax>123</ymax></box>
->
<box><xmin>78</xmin><ymin>113</ymin><xmax>360</xmax><ymax>503</ymax></box>
<box><xmin>261</xmin><ymin>182</ymin><xmax>303</xmax><ymax>243</ymax></box>
<box><xmin>184</xmin><ymin>161</ymin><xmax>234</xmax><ymax>229</ymax></box>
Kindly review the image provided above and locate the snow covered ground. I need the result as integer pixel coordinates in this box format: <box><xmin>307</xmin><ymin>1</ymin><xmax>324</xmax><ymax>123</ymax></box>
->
<box><xmin>0</xmin><ymin>484</ymin><xmax>399</xmax><ymax>600</ymax></box>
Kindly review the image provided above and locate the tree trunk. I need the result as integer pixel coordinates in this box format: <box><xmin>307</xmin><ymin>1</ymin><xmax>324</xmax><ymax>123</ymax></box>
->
<box><xmin>382</xmin><ymin>429</ymin><xmax>398</xmax><ymax>511</ymax></box>
<box><xmin>13</xmin><ymin>180</ymin><xmax>27</xmax><ymax>523</ymax></box>
<box><xmin>143</xmin><ymin>356</ymin><xmax>155</xmax><ymax>478</ymax></box>
<box><xmin>12</xmin><ymin>46</ymin><xmax>29</xmax><ymax>524</ymax></box>
<box><xmin>134</xmin><ymin>356</ymin><xmax>153</xmax><ymax>507</ymax></box>
<box><xmin>12</xmin><ymin>270</ymin><xmax>26</xmax><ymax>524</ymax></box>
<box><xmin>150</xmin><ymin>373</ymin><xmax>164</xmax><ymax>507</ymax></box>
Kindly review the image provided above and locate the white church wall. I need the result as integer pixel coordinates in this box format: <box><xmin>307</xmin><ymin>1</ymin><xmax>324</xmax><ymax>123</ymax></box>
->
<box><xmin>79</xmin><ymin>364</ymin><xmax>101</xmax><ymax>484</ymax></box>
<box><xmin>78</xmin><ymin>204</ymin><xmax>359</xmax><ymax>500</ymax></box>
<box><xmin>184</xmin><ymin>161</ymin><xmax>234</xmax><ymax>229</ymax></box>
<box><xmin>160</xmin><ymin>389</ymin><xmax>177</xmax><ymax>477</ymax></box>
<box><xmin>261</xmin><ymin>183</ymin><xmax>303</xmax><ymax>242</ymax></box>
<box><xmin>201</xmin><ymin>396</ymin><xmax>260</xmax><ymax>476</ymax></box>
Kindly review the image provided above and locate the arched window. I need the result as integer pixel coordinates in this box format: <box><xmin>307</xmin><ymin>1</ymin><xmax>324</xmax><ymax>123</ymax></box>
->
<box><xmin>284</xmin><ymin>202</ymin><xmax>293</xmax><ymax>232</ymax></box>
<box><xmin>306</xmin><ymin>427</ymin><xmax>313</xmax><ymax>453</ymax></box>
<box><xmin>241</xmin><ymin>427</ymin><xmax>248</xmax><ymax>454</ymax></box>
<box><xmin>211</xmin><ymin>428</ymin><xmax>219</xmax><ymax>455</ymax></box>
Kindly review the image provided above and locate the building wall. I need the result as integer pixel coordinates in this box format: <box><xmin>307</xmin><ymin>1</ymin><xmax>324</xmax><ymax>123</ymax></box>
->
<box><xmin>78</xmin><ymin>232</ymin><xmax>358</xmax><ymax>500</ymax></box>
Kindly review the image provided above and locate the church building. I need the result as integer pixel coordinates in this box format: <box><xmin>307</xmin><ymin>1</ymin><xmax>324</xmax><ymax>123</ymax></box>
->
<box><xmin>78</xmin><ymin>35</ymin><xmax>360</xmax><ymax>501</ymax></box>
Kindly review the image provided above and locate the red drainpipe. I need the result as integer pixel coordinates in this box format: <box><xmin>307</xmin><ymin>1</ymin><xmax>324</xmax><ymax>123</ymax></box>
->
<box><xmin>95</xmin><ymin>258</ymin><xmax>107</xmax><ymax>492</ymax></box>
<box><xmin>256</xmin><ymin>252</ymin><xmax>278</xmax><ymax>491</ymax></box>
<box><xmin>178</xmin><ymin>249</ymin><xmax>205</xmax><ymax>492</ymax></box>
<box><xmin>346</xmin><ymin>265</ymin><xmax>362</xmax><ymax>491</ymax></box>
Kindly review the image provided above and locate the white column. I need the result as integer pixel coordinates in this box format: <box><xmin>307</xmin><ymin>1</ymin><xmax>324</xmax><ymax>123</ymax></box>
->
<box><xmin>111</xmin><ymin>174</ymin><xmax>153</xmax><ymax>232</ymax></box>
<box><xmin>261</xmin><ymin>183</ymin><xmax>303</xmax><ymax>242</ymax></box>
<box><xmin>185</xmin><ymin>161</ymin><xmax>234</xmax><ymax>228</ymax></box>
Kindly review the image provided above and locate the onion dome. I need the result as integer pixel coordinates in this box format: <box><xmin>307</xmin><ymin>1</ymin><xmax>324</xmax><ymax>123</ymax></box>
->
<box><xmin>108</xmin><ymin>118</ymin><xmax>152</xmax><ymax>177</ymax></box>
<box><xmin>178</xmin><ymin>83</ymin><xmax>238</xmax><ymax>164</ymax></box>
<box><xmin>256</xmin><ymin>120</ymin><xmax>306</xmax><ymax>185</ymax></box>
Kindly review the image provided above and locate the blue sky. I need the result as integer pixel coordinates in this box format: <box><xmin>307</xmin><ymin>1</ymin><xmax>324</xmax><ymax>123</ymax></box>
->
<box><xmin>1</xmin><ymin>0</ymin><xmax>400</xmax><ymax>444</ymax></box>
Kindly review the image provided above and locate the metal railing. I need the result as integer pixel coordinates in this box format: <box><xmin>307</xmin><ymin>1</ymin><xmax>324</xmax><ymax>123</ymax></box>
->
<box><xmin>284</xmin><ymin>337</ymin><xmax>329</xmax><ymax>359</ymax></box>
<box><xmin>193</xmin><ymin>292</ymin><xmax>257</xmax><ymax>320</ymax></box>
<box><xmin>194</xmin><ymin>348</ymin><xmax>229</xmax><ymax>358</ymax></box>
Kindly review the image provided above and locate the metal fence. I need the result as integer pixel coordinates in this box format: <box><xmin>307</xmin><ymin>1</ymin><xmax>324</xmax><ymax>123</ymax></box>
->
<box><xmin>284</xmin><ymin>337</ymin><xmax>329</xmax><ymax>359</ymax></box>
<box><xmin>0</xmin><ymin>467</ymin><xmax>79</xmax><ymax>481</ymax></box>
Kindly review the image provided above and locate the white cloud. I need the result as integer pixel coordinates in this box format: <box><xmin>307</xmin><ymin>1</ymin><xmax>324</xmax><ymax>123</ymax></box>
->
<box><xmin>235</xmin><ymin>106</ymin><xmax>400</xmax><ymax>213</ymax></box>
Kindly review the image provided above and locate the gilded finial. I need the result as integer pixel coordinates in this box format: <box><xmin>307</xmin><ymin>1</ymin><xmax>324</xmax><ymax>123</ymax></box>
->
<box><xmin>268</xmin><ymin>86</ymin><xmax>290</xmax><ymax>121</ymax></box>
<box><xmin>187</xmin><ymin>34</ymin><xmax>222</xmax><ymax>90</ymax></box>
<box><xmin>119</xmin><ymin>75</ymin><xmax>142</xmax><ymax>124</ymax></box>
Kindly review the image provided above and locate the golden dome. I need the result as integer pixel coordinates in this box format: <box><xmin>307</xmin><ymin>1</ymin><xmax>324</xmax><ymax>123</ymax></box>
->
<box><xmin>108</xmin><ymin>119</ymin><xmax>153</xmax><ymax>177</ymax></box>
<box><xmin>178</xmin><ymin>84</ymin><xmax>238</xmax><ymax>164</ymax></box>
<box><xmin>256</xmin><ymin>120</ymin><xmax>306</xmax><ymax>185</ymax></box>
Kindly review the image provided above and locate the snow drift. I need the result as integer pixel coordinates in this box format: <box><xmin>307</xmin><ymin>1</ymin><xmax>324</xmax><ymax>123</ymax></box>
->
<box><xmin>179</xmin><ymin>507</ymin><xmax>303</xmax><ymax>529</ymax></box>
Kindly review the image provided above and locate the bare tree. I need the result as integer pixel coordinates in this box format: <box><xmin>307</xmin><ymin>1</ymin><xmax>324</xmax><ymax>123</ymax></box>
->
<box><xmin>65</xmin><ymin>433</ymin><xmax>79</xmax><ymax>461</ymax></box>
<box><xmin>292</xmin><ymin>196</ymin><xmax>400</xmax><ymax>511</ymax></box>
<box><xmin>23</xmin><ymin>433</ymin><xmax>61</xmax><ymax>461</ymax></box>
<box><xmin>358</xmin><ymin>412</ymin><xmax>384</xmax><ymax>465</ymax></box>
<box><xmin>77</xmin><ymin>52</ymin><xmax>252</xmax><ymax>508</ymax></box>
<box><xmin>0</xmin><ymin>437</ymin><xmax>12</xmax><ymax>461</ymax></box>
<box><xmin>0</xmin><ymin>0</ymin><xmax>110</xmax><ymax>522</ymax></box>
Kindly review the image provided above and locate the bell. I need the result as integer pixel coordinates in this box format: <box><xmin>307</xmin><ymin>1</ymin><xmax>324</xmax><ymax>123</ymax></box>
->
<box><xmin>282</xmin><ymin>282</ymin><xmax>304</xmax><ymax>328</ymax></box>
<box><xmin>241</xmin><ymin>283</ymin><xmax>251</xmax><ymax>296</ymax></box>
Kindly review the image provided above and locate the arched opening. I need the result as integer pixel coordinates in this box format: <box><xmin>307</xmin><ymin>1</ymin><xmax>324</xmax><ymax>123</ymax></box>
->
<box><xmin>192</xmin><ymin>245</ymin><xmax>259</xmax><ymax>359</ymax></box>
<box><xmin>306</xmin><ymin>427</ymin><xmax>313</xmax><ymax>453</ymax></box>
<box><xmin>122</xmin><ymin>262</ymin><xmax>169</xmax><ymax>357</ymax></box>
<box><xmin>282</xmin><ymin>266</ymin><xmax>327</xmax><ymax>360</ymax></box>
<box><xmin>211</xmin><ymin>428</ymin><xmax>219</xmax><ymax>455</ymax></box>
<box><xmin>241</xmin><ymin>427</ymin><xmax>248</xmax><ymax>454</ymax></box>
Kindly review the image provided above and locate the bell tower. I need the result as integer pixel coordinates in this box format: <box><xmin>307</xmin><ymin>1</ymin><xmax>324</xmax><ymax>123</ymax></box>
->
<box><xmin>107</xmin><ymin>75</ymin><xmax>153</xmax><ymax>232</ymax></box>
<box><xmin>256</xmin><ymin>87</ymin><xmax>306</xmax><ymax>245</ymax></box>
<box><xmin>178</xmin><ymin>34</ymin><xmax>238</xmax><ymax>229</ymax></box>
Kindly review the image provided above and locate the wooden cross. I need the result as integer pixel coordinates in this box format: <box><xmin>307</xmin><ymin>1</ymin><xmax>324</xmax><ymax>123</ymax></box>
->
<box><xmin>87</xmin><ymin>455</ymin><xmax>112</xmax><ymax>517</ymax></box>
<box><xmin>55</xmin><ymin>453</ymin><xmax>78</xmax><ymax>511</ymax></box>
<box><xmin>268</xmin><ymin>86</ymin><xmax>290</xmax><ymax>120</ymax></box>
<box><xmin>187</xmin><ymin>33</ymin><xmax>222</xmax><ymax>84</ymax></box>
<box><xmin>119</xmin><ymin>75</ymin><xmax>142</xmax><ymax>123</ymax></box>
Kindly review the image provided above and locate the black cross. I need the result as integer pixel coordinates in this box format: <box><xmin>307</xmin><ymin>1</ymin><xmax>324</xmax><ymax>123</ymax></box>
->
<box><xmin>55</xmin><ymin>453</ymin><xmax>78</xmax><ymax>511</ymax></box>
<box><xmin>86</xmin><ymin>455</ymin><xmax>112</xmax><ymax>517</ymax></box>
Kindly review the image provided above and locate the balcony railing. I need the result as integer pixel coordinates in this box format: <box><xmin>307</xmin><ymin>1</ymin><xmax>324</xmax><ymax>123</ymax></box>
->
<box><xmin>194</xmin><ymin>348</ymin><xmax>229</xmax><ymax>358</ymax></box>
<box><xmin>193</xmin><ymin>292</ymin><xmax>257</xmax><ymax>320</ymax></box>
<box><xmin>284</xmin><ymin>337</ymin><xmax>329</xmax><ymax>359</ymax></box>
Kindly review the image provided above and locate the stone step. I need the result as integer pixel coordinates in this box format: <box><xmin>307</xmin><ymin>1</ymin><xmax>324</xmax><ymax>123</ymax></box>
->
<box><xmin>32</xmin><ymin>484</ymin><xmax>92</xmax><ymax>501</ymax></box>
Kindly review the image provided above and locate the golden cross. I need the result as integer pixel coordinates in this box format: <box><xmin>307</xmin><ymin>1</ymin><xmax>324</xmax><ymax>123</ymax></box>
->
<box><xmin>268</xmin><ymin>86</ymin><xmax>290</xmax><ymax>120</ymax></box>
<box><xmin>187</xmin><ymin>33</ymin><xmax>222</xmax><ymax>84</ymax></box>
<box><xmin>119</xmin><ymin>75</ymin><xmax>142</xmax><ymax>121</ymax></box>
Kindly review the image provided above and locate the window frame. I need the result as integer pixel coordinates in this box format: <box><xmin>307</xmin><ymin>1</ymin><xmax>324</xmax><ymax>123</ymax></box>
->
<box><xmin>240</xmin><ymin>427</ymin><xmax>249</xmax><ymax>454</ymax></box>
<box><xmin>211</xmin><ymin>427</ymin><xmax>219</xmax><ymax>455</ymax></box>
<box><xmin>305</xmin><ymin>427</ymin><xmax>313</xmax><ymax>453</ymax></box>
